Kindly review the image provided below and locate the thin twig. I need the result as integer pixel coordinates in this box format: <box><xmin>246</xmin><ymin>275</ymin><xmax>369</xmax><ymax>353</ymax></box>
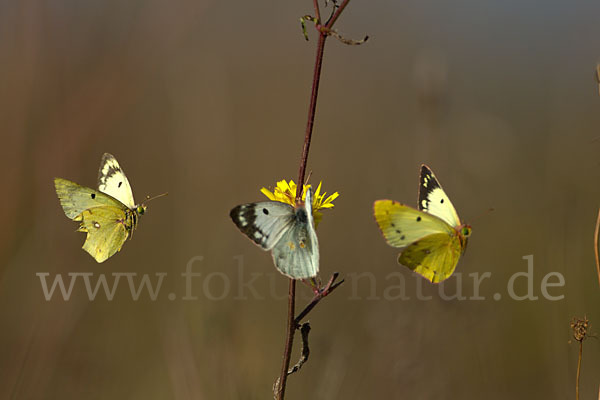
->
<box><xmin>595</xmin><ymin>64</ymin><xmax>600</xmax><ymax>97</ymax></box>
<box><xmin>289</xmin><ymin>323</ymin><xmax>311</xmax><ymax>374</ymax></box>
<box><xmin>596</xmin><ymin>70</ymin><xmax>600</xmax><ymax>287</ymax></box>
<box><xmin>295</xmin><ymin>272</ymin><xmax>344</xmax><ymax>326</ymax></box>
<box><xmin>576</xmin><ymin>340</ymin><xmax>582</xmax><ymax>400</ymax></box>
<box><xmin>325</xmin><ymin>28</ymin><xmax>369</xmax><ymax>45</ymax></box>
<box><xmin>571</xmin><ymin>316</ymin><xmax>590</xmax><ymax>400</ymax></box>
<box><xmin>273</xmin><ymin>323</ymin><xmax>312</xmax><ymax>398</ymax></box>
<box><xmin>313</xmin><ymin>0</ymin><xmax>321</xmax><ymax>23</ymax></box>
<box><xmin>595</xmin><ymin>208</ymin><xmax>600</xmax><ymax>288</ymax></box>
<box><xmin>325</xmin><ymin>0</ymin><xmax>350</xmax><ymax>28</ymax></box>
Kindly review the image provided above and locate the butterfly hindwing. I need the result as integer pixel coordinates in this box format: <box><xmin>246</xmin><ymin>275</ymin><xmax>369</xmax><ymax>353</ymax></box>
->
<box><xmin>54</xmin><ymin>178</ymin><xmax>126</xmax><ymax>220</ymax></box>
<box><xmin>398</xmin><ymin>232</ymin><xmax>462</xmax><ymax>283</ymax></box>
<box><xmin>374</xmin><ymin>200</ymin><xmax>453</xmax><ymax>248</ymax></box>
<box><xmin>418</xmin><ymin>164</ymin><xmax>461</xmax><ymax>227</ymax></box>
<box><xmin>271</xmin><ymin>188</ymin><xmax>319</xmax><ymax>279</ymax></box>
<box><xmin>271</xmin><ymin>216</ymin><xmax>318</xmax><ymax>279</ymax></box>
<box><xmin>97</xmin><ymin>153</ymin><xmax>136</xmax><ymax>209</ymax></box>
<box><xmin>79</xmin><ymin>206</ymin><xmax>133</xmax><ymax>263</ymax></box>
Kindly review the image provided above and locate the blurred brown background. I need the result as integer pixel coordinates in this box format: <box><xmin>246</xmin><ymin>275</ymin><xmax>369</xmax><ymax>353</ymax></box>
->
<box><xmin>1</xmin><ymin>0</ymin><xmax>599</xmax><ymax>399</ymax></box>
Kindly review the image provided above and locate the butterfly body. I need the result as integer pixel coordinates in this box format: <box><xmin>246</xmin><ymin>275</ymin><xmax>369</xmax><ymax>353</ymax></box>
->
<box><xmin>55</xmin><ymin>153</ymin><xmax>147</xmax><ymax>263</ymax></box>
<box><xmin>230</xmin><ymin>188</ymin><xmax>319</xmax><ymax>279</ymax></box>
<box><xmin>374</xmin><ymin>165</ymin><xmax>471</xmax><ymax>283</ymax></box>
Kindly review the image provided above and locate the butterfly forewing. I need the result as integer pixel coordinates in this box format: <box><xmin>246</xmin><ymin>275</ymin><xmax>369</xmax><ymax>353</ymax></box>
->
<box><xmin>55</xmin><ymin>178</ymin><xmax>126</xmax><ymax>219</ymax></box>
<box><xmin>418</xmin><ymin>165</ymin><xmax>461</xmax><ymax>228</ymax></box>
<box><xmin>374</xmin><ymin>200</ymin><xmax>453</xmax><ymax>248</ymax></box>
<box><xmin>97</xmin><ymin>153</ymin><xmax>136</xmax><ymax>209</ymax></box>
<box><xmin>230</xmin><ymin>201</ymin><xmax>296</xmax><ymax>250</ymax></box>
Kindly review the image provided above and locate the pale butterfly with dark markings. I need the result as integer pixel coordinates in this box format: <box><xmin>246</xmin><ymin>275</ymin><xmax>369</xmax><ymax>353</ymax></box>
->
<box><xmin>230</xmin><ymin>187</ymin><xmax>319</xmax><ymax>279</ymax></box>
<box><xmin>54</xmin><ymin>153</ymin><xmax>166</xmax><ymax>263</ymax></box>
<box><xmin>374</xmin><ymin>165</ymin><xmax>472</xmax><ymax>283</ymax></box>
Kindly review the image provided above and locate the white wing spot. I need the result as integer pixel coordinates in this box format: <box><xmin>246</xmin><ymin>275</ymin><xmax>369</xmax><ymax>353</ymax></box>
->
<box><xmin>94</xmin><ymin>222</ymin><xmax>101</xmax><ymax>229</ymax></box>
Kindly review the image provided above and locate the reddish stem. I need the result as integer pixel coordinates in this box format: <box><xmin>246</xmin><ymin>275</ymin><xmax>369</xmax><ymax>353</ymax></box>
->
<box><xmin>277</xmin><ymin>2</ymin><xmax>353</xmax><ymax>398</ymax></box>
<box><xmin>295</xmin><ymin>32</ymin><xmax>327</xmax><ymax>204</ymax></box>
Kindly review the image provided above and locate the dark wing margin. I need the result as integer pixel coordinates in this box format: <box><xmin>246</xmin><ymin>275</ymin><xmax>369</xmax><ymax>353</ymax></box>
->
<box><xmin>418</xmin><ymin>164</ymin><xmax>441</xmax><ymax>212</ymax></box>
<box><xmin>229</xmin><ymin>202</ymin><xmax>294</xmax><ymax>250</ymax></box>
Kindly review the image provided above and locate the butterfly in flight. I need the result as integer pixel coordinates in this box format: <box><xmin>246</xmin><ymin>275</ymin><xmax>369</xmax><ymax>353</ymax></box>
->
<box><xmin>55</xmin><ymin>153</ymin><xmax>165</xmax><ymax>262</ymax></box>
<box><xmin>374</xmin><ymin>165</ymin><xmax>472</xmax><ymax>283</ymax></box>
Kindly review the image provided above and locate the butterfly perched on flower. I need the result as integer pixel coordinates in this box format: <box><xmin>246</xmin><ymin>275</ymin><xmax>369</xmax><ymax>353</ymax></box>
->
<box><xmin>54</xmin><ymin>153</ymin><xmax>165</xmax><ymax>263</ymax></box>
<box><xmin>374</xmin><ymin>165</ymin><xmax>472</xmax><ymax>283</ymax></box>
<box><xmin>230</xmin><ymin>178</ymin><xmax>341</xmax><ymax>280</ymax></box>
<box><xmin>230</xmin><ymin>187</ymin><xmax>319</xmax><ymax>279</ymax></box>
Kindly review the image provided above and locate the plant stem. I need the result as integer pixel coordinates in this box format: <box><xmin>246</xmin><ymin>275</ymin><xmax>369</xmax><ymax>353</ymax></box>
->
<box><xmin>295</xmin><ymin>0</ymin><xmax>352</xmax><ymax>200</ymax></box>
<box><xmin>576</xmin><ymin>340</ymin><xmax>582</xmax><ymax>400</ymax></box>
<box><xmin>278</xmin><ymin>26</ymin><xmax>327</xmax><ymax>400</ymax></box>
<box><xmin>326</xmin><ymin>0</ymin><xmax>351</xmax><ymax>27</ymax></box>
<box><xmin>295</xmin><ymin>33</ymin><xmax>327</xmax><ymax>203</ymax></box>
<box><xmin>295</xmin><ymin>273</ymin><xmax>343</xmax><ymax>325</ymax></box>
<box><xmin>594</xmin><ymin>208</ymin><xmax>600</xmax><ymax>287</ymax></box>
<box><xmin>313</xmin><ymin>0</ymin><xmax>321</xmax><ymax>22</ymax></box>
<box><xmin>277</xmin><ymin>280</ymin><xmax>296</xmax><ymax>400</ymax></box>
<box><xmin>277</xmin><ymin>2</ymin><xmax>356</xmax><ymax>398</ymax></box>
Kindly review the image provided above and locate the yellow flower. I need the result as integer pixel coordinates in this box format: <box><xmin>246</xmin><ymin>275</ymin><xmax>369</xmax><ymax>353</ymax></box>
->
<box><xmin>261</xmin><ymin>180</ymin><xmax>339</xmax><ymax>226</ymax></box>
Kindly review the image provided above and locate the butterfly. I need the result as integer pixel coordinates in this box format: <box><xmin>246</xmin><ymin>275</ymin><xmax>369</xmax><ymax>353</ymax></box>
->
<box><xmin>54</xmin><ymin>153</ymin><xmax>164</xmax><ymax>263</ymax></box>
<box><xmin>230</xmin><ymin>188</ymin><xmax>319</xmax><ymax>279</ymax></box>
<box><xmin>374</xmin><ymin>164</ymin><xmax>472</xmax><ymax>283</ymax></box>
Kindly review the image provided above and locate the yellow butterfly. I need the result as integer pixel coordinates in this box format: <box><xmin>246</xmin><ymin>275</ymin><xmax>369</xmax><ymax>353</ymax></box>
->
<box><xmin>54</xmin><ymin>153</ymin><xmax>165</xmax><ymax>263</ymax></box>
<box><xmin>374</xmin><ymin>165</ymin><xmax>471</xmax><ymax>283</ymax></box>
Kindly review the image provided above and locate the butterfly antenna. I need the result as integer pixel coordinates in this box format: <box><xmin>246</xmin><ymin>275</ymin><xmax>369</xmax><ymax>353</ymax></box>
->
<box><xmin>144</xmin><ymin>192</ymin><xmax>169</xmax><ymax>204</ymax></box>
<box><xmin>304</xmin><ymin>170</ymin><xmax>313</xmax><ymax>187</ymax></box>
<box><xmin>294</xmin><ymin>171</ymin><xmax>314</xmax><ymax>206</ymax></box>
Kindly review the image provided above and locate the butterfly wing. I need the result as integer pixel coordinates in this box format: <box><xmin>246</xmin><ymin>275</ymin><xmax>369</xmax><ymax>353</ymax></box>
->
<box><xmin>54</xmin><ymin>178</ymin><xmax>125</xmax><ymax>220</ymax></box>
<box><xmin>271</xmin><ymin>188</ymin><xmax>319</xmax><ymax>279</ymax></box>
<box><xmin>97</xmin><ymin>153</ymin><xmax>136</xmax><ymax>209</ymax></box>
<box><xmin>374</xmin><ymin>200</ymin><xmax>453</xmax><ymax>248</ymax></box>
<box><xmin>418</xmin><ymin>164</ymin><xmax>461</xmax><ymax>227</ymax></box>
<box><xmin>398</xmin><ymin>232</ymin><xmax>463</xmax><ymax>283</ymax></box>
<box><xmin>230</xmin><ymin>201</ymin><xmax>295</xmax><ymax>250</ymax></box>
<box><xmin>78</xmin><ymin>206</ymin><xmax>132</xmax><ymax>263</ymax></box>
